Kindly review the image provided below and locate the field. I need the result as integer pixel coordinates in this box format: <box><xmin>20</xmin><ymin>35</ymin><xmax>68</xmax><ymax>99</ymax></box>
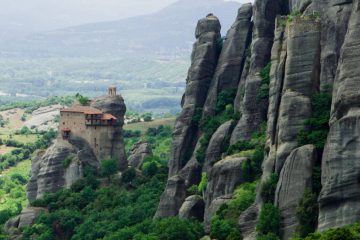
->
<box><xmin>0</xmin><ymin>160</ymin><xmax>31</xmax><ymax>213</ymax></box>
<box><xmin>124</xmin><ymin>117</ymin><xmax>176</xmax><ymax>133</ymax></box>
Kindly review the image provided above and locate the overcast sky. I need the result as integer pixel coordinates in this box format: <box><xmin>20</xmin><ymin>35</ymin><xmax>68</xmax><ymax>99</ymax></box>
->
<box><xmin>0</xmin><ymin>0</ymin><xmax>252</xmax><ymax>33</ymax></box>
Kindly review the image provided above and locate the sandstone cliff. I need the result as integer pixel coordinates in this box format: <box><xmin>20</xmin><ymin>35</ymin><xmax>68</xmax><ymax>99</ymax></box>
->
<box><xmin>157</xmin><ymin>0</ymin><xmax>360</xmax><ymax>239</ymax></box>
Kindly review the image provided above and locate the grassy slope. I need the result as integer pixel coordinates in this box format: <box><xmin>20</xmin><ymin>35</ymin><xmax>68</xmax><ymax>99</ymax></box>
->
<box><xmin>0</xmin><ymin>160</ymin><xmax>31</xmax><ymax>213</ymax></box>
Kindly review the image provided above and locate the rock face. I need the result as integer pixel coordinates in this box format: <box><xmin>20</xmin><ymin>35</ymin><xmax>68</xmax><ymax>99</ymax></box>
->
<box><xmin>157</xmin><ymin>0</ymin><xmax>360</xmax><ymax>238</ymax></box>
<box><xmin>90</xmin><ymin>94</ymin><xmax>127</xmax><ymax>170</ymax></box>
<box><xmin>264</xmin><ymin>15</ymin><xmax>321</xmax><ymax>175</ymax></box>
<box><xmin>128</xmin><ymin>141</ymin><xmax>152</xmax><ymax>169</ymax></box>
<box><xmin>230</xmin><ymin>0</ymin><xmax>281</xmax><ymax>144</ymax></box>
<box><xmin>319</xmin><ymin>1</ymin><xmax>360</xmax><ymax>229</ymax></box>
<box><xmin>204</xmin><ymin>157</ymin><xmax>246</xmax><ymax>230</ymax></box>
<box><xmin>27</xmin><ymin>138</ymin><xmax>98</xmax><ymax>201</ymax></box>
<box><xmin>154</xmin><ymin>175</ymin><xmax>186</xmax><ymax>218</ymax></box>
<box><xmin>238</xmin><ymin>203</ymin><xmax>258</xmax><ymax>240</ymax></box>
<box><xmin>155</xmin><ymin>14</ymin><xmax>221</xmax><ymax>218</ymax></box>
<box><xmin>5</xmin><ymin>207</ymin><xmax>46</xmax><ymax>233</ymax></box>
<box><xmin>168</xmin><ymin>14</ymin><xmax>221</xmax><ymax>177</ymax></box>
<box><xmin>202</xmin><ymin>4</ymin><xmax>253</xmax><ymax>118</ymax></box>
<box><xmin>203</xmin><ymin>120</ymin><xmax>234</xmax><ymax>172</ymax></box>
<box><xmin>275</xmin><ymin>145</ymin><xmax>317</xmax><ymax>239</ymax></box>
<box><xmin>179</xmin><ymin>195</ymin><xmax>205</xmax><ymax>221</ymax></box>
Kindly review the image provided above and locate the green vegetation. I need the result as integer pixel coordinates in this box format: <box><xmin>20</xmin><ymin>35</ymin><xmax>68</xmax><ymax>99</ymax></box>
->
<box><xmin>198</xmin><ymin>172</ymin><xmax>208</xmax><ymax>196</ymax></box>
<box><xmin>0</xmin><ymin>96</ymin><xmax>75</xmax><ymax>113</ymax></box>
<box><xmin>211</xmin><ymin>182</ymin><xmax>257</xmax><ymax>240</ymax></box>
<box><xmin>21</xmin><ymin>145</ymin><xmax>203</xmax><ymax>240</ymax></box>
<box><xmin>291</xmin><ymin>222</ymin><xmax>360</xmax><ymax>240</ymax></box>
<box><xmin>121</xmin><ymin>167</ymin><xmax>136</xmax><ymax>184</ymax></box>
<box><xmin>142</xmin><ymin>112</ymin><xmax>153</xmax><ymax>122</ymax></box>
<box><xmin>0</xmin><ymin>129</ymin><xmax>57</xmax><ymax>171</ymax></box>
<box><xmin>124</xmin><ymin>125</ymin><xmax>172</xmax><ymax>166</ymax></box>
<box><xmin>0</xmin><ymin>115</ymin><xmax>6</xmax><ymax>128</ymax></box>
<box><xmin>296</xmin><ymin>189</ymin><xmax>318</xmax><ymax>238</ymax></box>
<box><xmin>257</xmin><ymin>63</ymin><xmax>271</xmax><ymax>101</ymax></box>
<box><xmin>75</xmin><ymin>93</ymin><xmax>89</xmax><ymax>106</ymax></box>
<box><xmin>297</xmin><ymin>92</ymin><xmax>332</xmax><ymax>150</ymax></box>
<box><xmin>195</xmin><ymin>89</ymin><xmax>238</xmax><ymax>164</ymax></box>
<box><xmin>187</xmin><ymin>185</ymin><xmax>199</xmax><ymax>195</ymax></box>
<box><xmin>257</xmin><ymin>203</ymin><xmax>281</xmax><ymax>239</ymax></box>
<box><xmin>227</xmin><ymin>124</ymin><xmax>266</xmax><ymax>182</ymax></box>
<box><xmin>0</xmin><ymin>160</ymin><xmax>31</xmax><ymax>224</ymax></box>
<box><xmin>62</xmin><ymin>155</ymin><xmax>74</xmax><ymax>168</ymax></box>
<box><xmin>260</xmin><ymin>173</ymin><xmax>279</xmax><ymax>204</ymax></box>
<box><xmin>101</xmin><ymin>159</ymin><xmax>118</xmax><ymax>182</ymax></box>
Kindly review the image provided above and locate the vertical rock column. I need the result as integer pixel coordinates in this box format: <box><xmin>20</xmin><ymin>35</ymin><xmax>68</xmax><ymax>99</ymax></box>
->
<box><xmin>202</xmin><ymin>3</ymin><xmax>253</xmax><ymax>118</ymax></box>
<box><xmin>155</xmin><ymin>15</ymin><xmax>221</xmax><ymax>218</ymax></box>
<box><xmin>230</xmin><ymin>0</ymin><xmax>281</xmax><ymax>144</ymax></box>
<box><xmin>263</xmin><ymin>16</ymin><xmax>321</xmax><ymax>175</ymax></box>
<box><xmin>319</xmin><ymin>0</ymin><xmax>360</xmax><ymax>230</ymax></box>
<box><xmin>168</xmin><ymin>14</ymin><xmax>221</xmax><ymax>177</ymax></box>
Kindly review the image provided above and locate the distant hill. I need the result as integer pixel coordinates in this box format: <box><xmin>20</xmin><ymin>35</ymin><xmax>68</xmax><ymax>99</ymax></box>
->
<box><xmin>0</xmin><ymin>0</ymin><xmax>241</xmax><ymax>57</ymax></box>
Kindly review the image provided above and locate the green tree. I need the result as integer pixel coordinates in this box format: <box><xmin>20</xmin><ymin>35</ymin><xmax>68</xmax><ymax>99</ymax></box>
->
<box><xmin>101</xmin><ymin>159</ymin><xmax>118</xmax><ymax>182</ymax></box>
<box><xmin>257</xmin><ymin>203</ymin><xmax>281</xmax><ymax>237</ymax></box>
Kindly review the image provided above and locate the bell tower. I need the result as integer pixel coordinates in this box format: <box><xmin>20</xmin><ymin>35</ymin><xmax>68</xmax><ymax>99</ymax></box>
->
<box><xmin>108</xmin><ymin>86</ymin><xmax>117</xmax><ymax>96</ymax></box>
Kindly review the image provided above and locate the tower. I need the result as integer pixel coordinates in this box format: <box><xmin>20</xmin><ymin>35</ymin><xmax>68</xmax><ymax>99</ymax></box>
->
<box><xmin>108</xmin><ymin>86</ymin><xmax>117</xmax><ymax>96</ymax></box>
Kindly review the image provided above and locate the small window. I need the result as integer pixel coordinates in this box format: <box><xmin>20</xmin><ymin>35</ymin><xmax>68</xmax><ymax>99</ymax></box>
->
<box><xmin>63</xmin><ymin>122</ymin><xmax>65</xmax><ymax>125</ymax></box>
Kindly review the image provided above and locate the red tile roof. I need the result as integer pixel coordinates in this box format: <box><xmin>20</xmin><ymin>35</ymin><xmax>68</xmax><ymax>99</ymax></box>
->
<box><xmin>101</xmin><ymin>113</ymin><xmax>117</xmax><ymax>120</ymax></box>
<box><xmin>60</xmin><ymin>106</ymin><xmax>102</xmax><ymax>114</ymax></box>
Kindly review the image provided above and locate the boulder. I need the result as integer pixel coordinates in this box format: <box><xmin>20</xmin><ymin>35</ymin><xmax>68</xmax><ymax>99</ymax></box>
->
<box><xmin>205</xmin><ymin>156</ymin><xmax>247</xmax><ymax>206</ymax></box>
<box><xmin>17</xmin><ymin>207</ymin><xmax>46</xmax><ymax>229</ymax></box>
<box><xmin>275</xmin><ymin>145</ymin><xmax>317</xmax><ymax>239</ymax></box>
<box><xmin>204</xmin><ymin>156</ymin><xmax>246</xmax><ymax>231</ymax></box>
<box><xmin>179</xmin><ymin>195</ymin><xmax>205</xmax><ymax>221</ymax></box>
<box><xmin>128</xmin><ymin>141</ymin><xmax>152</xmax><ymax>169</ymax></box>
<box><xmin>203</xmin><ymin>120</ymin><xmax>234</xmax><ymax>172</ymax></box>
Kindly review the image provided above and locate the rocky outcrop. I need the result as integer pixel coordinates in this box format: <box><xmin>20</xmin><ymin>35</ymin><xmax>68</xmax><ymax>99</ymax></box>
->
<box><xmin>128</xmin><ymin>141</ymin><xmax>152</xmax><ymax>169</ymax></box>
<box><xmin>204</xmin><ymin>195</ymin><xmax>232</xmax><ymax>232</ymax></box>
<box><xmin>156</xmin><ymin>0</ymin><xmax>360</xmax><ymax>237</ymax></box>
<box><xmin>90</xmin><ymin>94</ymin><xmax>127</xmax><ymax>170</ymax></box>
<box><xmin>26</xmin><ymin>150</ymin><xmax>45</xmax><ymax>202</ymax></box>
<box><xmin>168</xmin><ymin>14</ymin><xmax>221</xmax><ymax>177</ymax></box>
<box><xmin>230</xmin><ymin>0</ymin><xmax>282</xmax><ymax>144</ymax></box>
<box><xmin>263</xmin><ymin>15</ymin><xmax>321</xmax><ymax>178</ymax></box>
<box><xmin>275</xmin><ymin>145</ymin><xmax>317</xmax><ymax>239</ymax></box>
<box><xmin>203</xmin><ymin>120</ymin><xmax>234</xmax><ymax>172</ymax></box>
<box><xmin>238</xmin><ymin>203</ymin><xmax>258</xmax><ymax>240</ymax></box>
<box><xmin>155</xmin><ymin>14</ymin><xmax>221</xmax><ymax>218</ymax></box>
<box><xmin>154</xmin><ymin>175</ymin><xmax>186</xmax><ymax>218</ymax></box>
<box><xmin>204</xmin><ymin>157</ymin><xmax>246</xmax><ymax>230</ymax></box>
<box><xmin>27</xmin><ymin>138</ymin><xmax>98</xmax><ymax>201</ymax></box>
<box><xmin>5</xmin><ymin>207</ymin><xmax>46</xmax><ymax>233</ymax></box>
<box><xmin>202</xmin><ymin>4</ymin><xmax>253</xmax><ymax>118</ymax></box>
<box><xmin>179</xmin><ymin>195</ymin><xmax>205</xmax><ymax>221</ymax></box>
<box><xmin>318</xmin><ymin>0</ymin><xmax>360</xmax><ymax>231</ymax></box>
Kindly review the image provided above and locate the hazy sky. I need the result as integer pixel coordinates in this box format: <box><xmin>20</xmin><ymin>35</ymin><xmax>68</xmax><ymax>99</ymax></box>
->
<box><xmin>0</xmin><ymin>0</ymin><xmax>251</xmax><ymax>33</ymax></box>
